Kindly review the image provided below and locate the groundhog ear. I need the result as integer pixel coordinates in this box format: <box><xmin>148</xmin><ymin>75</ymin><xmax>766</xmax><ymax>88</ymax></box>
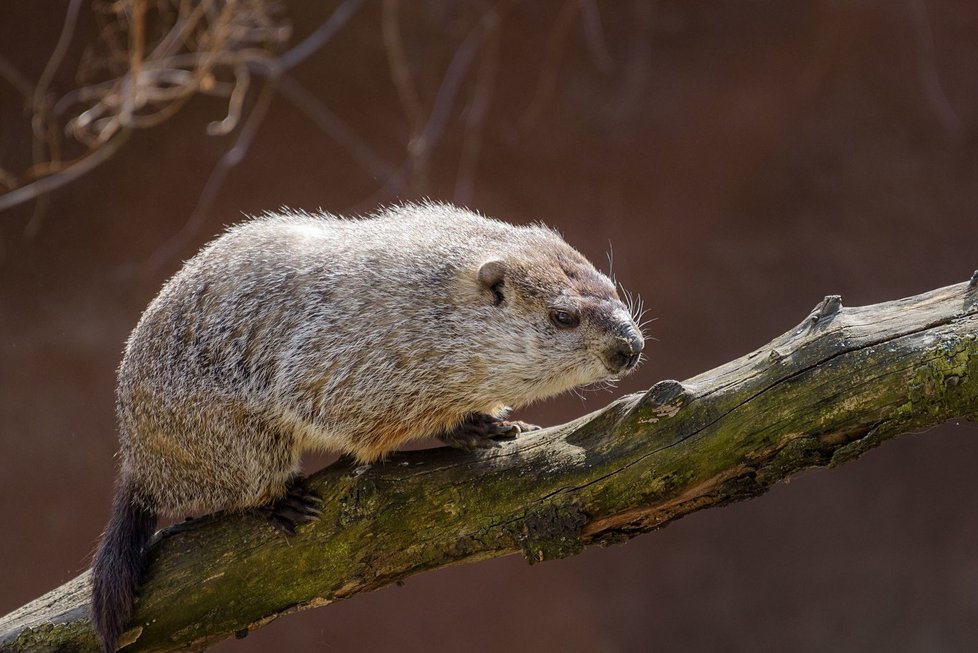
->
<box><xmin>477</xmin><ymin>259</ymin><xmax>506</xmax><ymax>289</ymax></box>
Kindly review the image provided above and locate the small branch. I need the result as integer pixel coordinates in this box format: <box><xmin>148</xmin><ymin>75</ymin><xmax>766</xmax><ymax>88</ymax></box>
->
<box><xmin>119</xmin><ymin>0</ymin><xmax>370</xmax><ymax>273</ymax></box>
<box><xmin>0</xmin><ymin>53</ymin><xmax>34</xmax><ymax>99</ymax></box>
<box><xmin>275</xmin><ymin>74</ymin><xmax>397</xmax><ymax>180</ymax></box>
<box><xmin>518</xmin><ymin>0</ymin><xmax>579</xmax><ymax>132</ymax></box>
<box><xmin>275</xmin><ymin>0</ymin><xmax>366</xmax><ymax>72</ymax></box>
<box><xmin>907</xmin><ymin>0</ymin><xmax>962</xmax><ymax>138</ymax></box>
<box><xmin>577</xmin><ymin>0</ymin><xmax>614</xmax><ymax>73</ymax></box>
<box><xmin>0</xmin><ymin>129</ymin><xmax>132</xmax><ymax>214</ymax></box>
<box><xmin>454</xmin><ymin>2</ymin><xmax>502</xmax><ymax>204</ymax></box>
<box><xmin>135</xmin><ymin>77</ymin><xmax>277</xmax><ymax>276</ymax></box>
<box><xmin>0</xmin><ymin>0</ymin><xmax>293</xmax><ymax>216</ymax></box>
<box><xmin>382</xmin><ymin>0</ymin><xmax>426</xmax><ymax>140</ymax></box>
<box><xmin>401</xmin><ymin>2</ymin><xmax>511</xmax><ymax>191</ymax></box>
<box><xmin>2</xmin><ymin>277</ymin><xmax>977</xmax><ymax>652</ymax></box>
<box><xmin>31</xmin><ymin>0</ymin><xmax>84</xmax><ymax>167</ymax></box>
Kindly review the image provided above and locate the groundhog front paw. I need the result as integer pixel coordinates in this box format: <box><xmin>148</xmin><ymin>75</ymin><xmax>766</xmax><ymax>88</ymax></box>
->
<box><xmin>253</xmin><ymin>475</ymin><xmax>323</xmax><ymax>536</ymax></box>
<box><xmin>438</xmin><ymin>413</ymin><xmax>541</xmax><ymax>451</ymax></box>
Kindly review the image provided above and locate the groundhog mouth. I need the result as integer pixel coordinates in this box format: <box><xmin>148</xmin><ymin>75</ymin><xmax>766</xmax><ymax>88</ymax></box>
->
<box><xmin>599</xmin><ymin>353</ymin><xmax>642</xmax><ymax>379</ymax></box>
<box><xmin>600</xmin><ymin>338</ymin><xmax>643</xmax><ymax>375</ymax></box>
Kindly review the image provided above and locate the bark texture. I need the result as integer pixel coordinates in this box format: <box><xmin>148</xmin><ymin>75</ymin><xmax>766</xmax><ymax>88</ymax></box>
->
<box><xmin>2</xmin><ymin>277</ymin><xmax>977</xmax><ymax>652</ymax></box>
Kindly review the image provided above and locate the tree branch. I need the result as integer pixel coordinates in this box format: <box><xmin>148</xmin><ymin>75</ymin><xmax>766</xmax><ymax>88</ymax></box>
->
<box><xmin>3</xmin><ymin>276</ymin><xmax>978</xmax><ymax>652</ymax></box>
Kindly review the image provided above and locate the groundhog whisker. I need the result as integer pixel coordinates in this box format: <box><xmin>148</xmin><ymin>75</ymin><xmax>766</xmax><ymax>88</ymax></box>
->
<box><xmin>637</xmin><ymin>318</ymin><xmax>657</xmax><ymax>332</ymax></box>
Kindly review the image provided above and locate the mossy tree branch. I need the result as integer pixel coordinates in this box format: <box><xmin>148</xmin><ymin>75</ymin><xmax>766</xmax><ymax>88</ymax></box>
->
<box><xmin>3</xmin><ymin>276</ymin><xmax>978</xmax><ymax>652</ymax></box>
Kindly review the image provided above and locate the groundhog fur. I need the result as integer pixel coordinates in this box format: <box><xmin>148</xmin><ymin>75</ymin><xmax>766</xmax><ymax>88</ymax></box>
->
<box><xmin>91</xmin><ymin>202</ymin><xmax>645</xmax><ymax>652</ymax></box>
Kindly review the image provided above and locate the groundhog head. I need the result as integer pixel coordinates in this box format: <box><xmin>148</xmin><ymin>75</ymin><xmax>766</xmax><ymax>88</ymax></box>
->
<box><xmin>472</xmin><ymin>228</ymin><xmax>645</xmax><ymax>406</ymax></box>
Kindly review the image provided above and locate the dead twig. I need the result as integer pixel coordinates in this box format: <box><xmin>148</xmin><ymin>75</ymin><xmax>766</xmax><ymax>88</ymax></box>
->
<box><xmin>1</xmin><ymin>0</ymin><xmax>291</xmax><ymax>215</ymax></box>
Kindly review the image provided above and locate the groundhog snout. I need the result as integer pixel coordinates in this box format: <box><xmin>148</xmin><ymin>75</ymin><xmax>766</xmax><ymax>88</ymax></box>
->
<box><xmin>605</xmin><ymin>324</ymin><xmax>645</xmax><ymax>372</ymax></box>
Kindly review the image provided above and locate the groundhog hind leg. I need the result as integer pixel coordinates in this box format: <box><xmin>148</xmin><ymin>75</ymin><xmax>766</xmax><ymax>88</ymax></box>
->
<box><xmin>438</xmin><ymin>412</ymin><xmax>541</xmax><ymax>451</ymax></box>
<box><xmin>251</xmin><ymin>474</ymin><xmax>323</xmax><ymax>535</ymax></box>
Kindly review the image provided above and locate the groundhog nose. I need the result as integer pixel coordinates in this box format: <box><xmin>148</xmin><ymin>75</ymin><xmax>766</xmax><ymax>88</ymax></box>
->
<box><xmin>608</xmin><ymin>326</ymin><xmax>644</xmax><ymax>372</ymax></box>
<box><xmin>625</xmin><ymin>328</ymin><xmax>644</xmax><ymax>355</ymax></box>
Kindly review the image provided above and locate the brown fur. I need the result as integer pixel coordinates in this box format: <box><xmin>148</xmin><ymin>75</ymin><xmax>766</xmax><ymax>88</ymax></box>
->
<box><xmin>91</xmin><ymin>202</ymin><xmax>645</xmax><ymax>652</ymax></box>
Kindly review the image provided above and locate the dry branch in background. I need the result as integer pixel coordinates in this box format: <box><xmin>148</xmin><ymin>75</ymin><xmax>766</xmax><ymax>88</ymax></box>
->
<box><xmin>66</xmin><ymin>1</ymin><xmax>288</xmax><ymax>145</ymax></box>
<box><xmin>1</xmin><ymin>1</ymin><xmax>613</xmax><ymax>224</ymax></box>
<box><xmin>0</xmin><ymin>0</ymin><xmax>292</xmax><ymax>214</ymax></box>
<box><xmin>2</xmin><ymin>276</ymin><xmax>976</xmax><ymax>652</ymax></box>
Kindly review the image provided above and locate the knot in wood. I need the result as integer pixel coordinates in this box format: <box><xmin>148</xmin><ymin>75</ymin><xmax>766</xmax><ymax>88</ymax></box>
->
<box><xmin>813</xmin><ymin>295</ymin><xmax>843</xmax><ymax>321</ymax></box>
<box><xmin>800</xmin><ymin>295</ymin><xmax>843</xmax><ymax>333</ymax></box>
<box><xmin>339</xmin><ymin>478</ymin><xmax>381</xmax><ymax>526</ymax></box>
<box><xmin>966</xmin><ymin>271</ymin><xmax>978</xmax><ymax>312</ymax></box>
<box><xmin>633</xmin><ymin>379</ymin><xmax>690</xmax><ymax>424</ymax></box>
<box><xmin>636</xmin><ymin>380</ymin><xmax>689</xmax><ymax>422</ymax></box>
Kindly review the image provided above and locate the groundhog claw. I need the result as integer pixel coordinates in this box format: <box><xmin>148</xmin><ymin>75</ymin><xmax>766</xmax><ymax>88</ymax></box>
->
<box><xmin>438</xmin><ymin>413</ymin><xmax>540</xmax><ymax>451</ymax></box>
<box><xmin>253</xmin><ymin>475</ymin><xmax>322</xmax><ymax>535</ymax></box>
<box><xmin>507</xmin><ymin>420</ymin><xmax>541</xmax><ymax>433</ymax></box>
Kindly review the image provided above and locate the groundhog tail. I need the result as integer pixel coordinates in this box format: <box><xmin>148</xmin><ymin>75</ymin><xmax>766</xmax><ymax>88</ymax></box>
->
<box><xmin>91</xmin><ymin>480</ymin><xmax>157</xmax><ymax>653</ymax></box>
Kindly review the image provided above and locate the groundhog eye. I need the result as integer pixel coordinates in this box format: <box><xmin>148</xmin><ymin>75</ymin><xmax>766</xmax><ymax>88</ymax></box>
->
<box><xmin>491</xmin><ymin>282</ymin><xmax>505</xmax><ymax>306</ymax></box>
<box><xmin>550</xmin><ymin>309</ymin><xmax>580</xmax><ymax>329</ymax></box>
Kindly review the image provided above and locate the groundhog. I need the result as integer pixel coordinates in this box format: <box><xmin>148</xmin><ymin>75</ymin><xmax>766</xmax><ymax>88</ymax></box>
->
<box><xmin>91</xmin><ymin>202</ymin><xmax>645</xmax><ymax>652</ymax></box>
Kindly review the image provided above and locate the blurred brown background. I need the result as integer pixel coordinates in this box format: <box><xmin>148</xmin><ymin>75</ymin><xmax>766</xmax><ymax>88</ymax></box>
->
<box><xmin>2</xmin><ymin>1</ymin><xmax>978</xmax><ymax>651</ymax></box>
